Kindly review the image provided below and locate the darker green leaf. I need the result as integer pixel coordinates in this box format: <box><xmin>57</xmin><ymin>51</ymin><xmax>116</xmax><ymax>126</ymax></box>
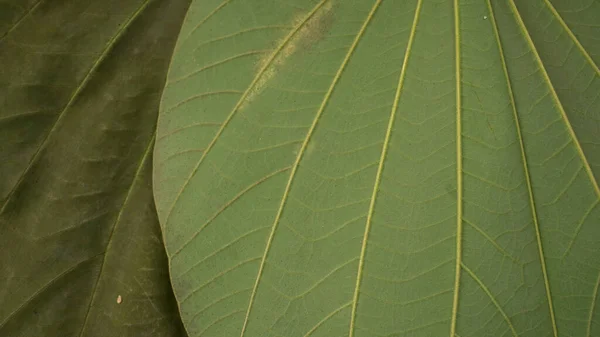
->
<box><xmin>0</xmin><ymin>0</ymin><xmax>190</xmax><ymax>336</ymax></box>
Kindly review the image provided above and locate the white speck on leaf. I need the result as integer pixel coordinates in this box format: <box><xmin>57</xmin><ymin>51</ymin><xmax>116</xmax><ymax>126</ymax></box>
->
<box><xmin>117</xmin><ymin>295</ymin><xmax>122</xmax><ymax>304</ymax></box>
<box><xmin>484</xmin><ymin>15</ymin><xmax>488</xmax><ymax>20</ymax></box>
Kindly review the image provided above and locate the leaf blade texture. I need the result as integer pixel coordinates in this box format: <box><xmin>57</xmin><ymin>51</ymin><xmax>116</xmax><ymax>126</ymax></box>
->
<box><xmin>155</xmin><ymin>0</ymin><xmax>600</xmax><ymax>336</ymax></box>
<box><xmin>0</xmin><ymin>0</ymin><xmax>190</xmax><ymax>336</ymax></box>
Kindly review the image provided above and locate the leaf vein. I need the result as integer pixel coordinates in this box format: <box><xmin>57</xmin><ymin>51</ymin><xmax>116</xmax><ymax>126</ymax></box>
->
<box><xmin>0</xmin><ymin>0</ymin><xmax>151</xmax><ymax>214</ymax></box>
<box><xmin>0</xmin><ymin>0</ymin><xmax>43</xmax><ymax>42</ymax></box>
<box><xmin>304</xmin><ymin>302</ymin><xmax>352</xmax><ymax>337</ymax></box>
<box><xmin>588</xmin><ymin>270</ymin><xmax>600</xmax><ymax>337</ymax></box>
<box><xmin>509</xmin><ymin>0</ymin><xmax>600</xmax><ymax>200</ymax></box>
<box><xmin>78</xmin><ymin>132</ymin><xmax>157</xmax><ymax>337</ymax></box>
<box><xmin>489</xmin><ymin>2</ymin><xmax>559</xmax><ymax>336</ymax></box>
<box><xmin>240</xmin><ymin>1</ymin><xmax>383</xmax><ymax>334</ymax></box>
<box><xmin>350</xmin><ymin>1</ymin><xmax>420</xmax><ymax>336</ymax></box>
<box><xmin>450</xmin><ymin>0</ymin><xmax>463</xmax><ymax>335</ymax></box>
<box><xmin>171</xmin><ymin>166</ymin><xmax>291</xmax><ymax>258</ymax></box>
<box><xmin>542</xmin><ymin>0</ymin><xmax>600</xmax><ymax>75</ymax></box>
<box><xmin>461</xmin><ymin>263</ymin><xmax>519</xmax><ymax>337</ymax></box>
<box><xmin>161</xmin><ymin>0</ymin><xmax>332</xmax><ymax>229</ymax></box>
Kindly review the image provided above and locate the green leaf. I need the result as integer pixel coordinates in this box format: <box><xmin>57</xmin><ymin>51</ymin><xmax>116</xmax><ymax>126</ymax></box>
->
<box><xmin>155</xmin><ymin>0</ymin><xmax>600</xmax><ymax>336</ymax></box>
<box><xmin>0</xmin><ymin>0</ymin><xmax>189</xmax><ymax>336</ymax></box>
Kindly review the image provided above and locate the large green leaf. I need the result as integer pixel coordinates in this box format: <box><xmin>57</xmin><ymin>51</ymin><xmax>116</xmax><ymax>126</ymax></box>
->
<box><xmin>155</xmin><ymin>0</ymin><xmax>600</xmax><ymax>336</ymax></box>
<box><xmin>0</xmin><ymin>0</ymin><xmax>189</xmax><ymax>336</ymax></box>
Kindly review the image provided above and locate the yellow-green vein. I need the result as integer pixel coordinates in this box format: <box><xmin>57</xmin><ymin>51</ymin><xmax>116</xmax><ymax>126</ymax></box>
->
<box><xmin>167</xmin><ymin>49</ymin><xmax>268</xmax><ymax>84</ymax></box>
<box><xmin>349</xmin><ymin>1</ymin><xmax>421</xmax><ymax>336</ymax></box>
<box><xmin>463</xmin><ymin>218</ymin><xmax>520</xmax><ymax>265</ymax></box>
<box><xmin>542</xmin><ymin>0</ymin><xmax>600</xmax><ymax>76</ymax></box>
<box><xmin>450</xmin><ymin>0</ymin><xmax>463</xmax><ymax>336</ymax></box>
<box><xmin>171</xmin><ymin>166</ymin><xmax>291</xmax><ymax>259</ymax></box>
<box><xmin>0</xmin><ymin>0</ymin><xmax>152</xmax><ymax>215</ymax></box>
<box><xmin>588</xmin><ymin>271</ymin><xmax>600</xmax><ymax>337</ymax></box>
<box><xmin>155</xmin><ymin>0</ymin><xmax>194</xmax><ymax>176</ymax></box>
<box><xmin>239</xmin><ymin>1</ymin><xmax>383</xmax><ymax>336</ymax></box>
<box><xmin>461</xmin><ymin>263</ymin><xmax>518</xmax><ymax>337</ymax></box>
<box><xmin>305</xmin><ymin>302</ymin><xmax>352</xmax><ymax>337</ymax></box>
<box><xmin>508</xmin><ymin>0</ymin><xmax>600</xmax><ymax>200</ymax></box>
<box><xmin>179</xmin><ymin>0</ymin><xmax>231</xmax><ymax>47</ymax></box>
<box><xmin>162</xmin><ymin>0</ymin><xmax>330</xmax><ymax>228</ymax></box>
<box><xmin>488</xmin><ymin>1</ymin><xmax>558</xmax><ymax>337</ymax></box>
<box><xmin>563</xmin><ymin>199</ymin><xmax>599</xmax><ymax>258</ymax></box>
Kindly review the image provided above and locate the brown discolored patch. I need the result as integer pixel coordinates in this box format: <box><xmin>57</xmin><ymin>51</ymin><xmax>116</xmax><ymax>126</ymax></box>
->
<box><xmin>243</xmin><ymin>0</ymin><xmax>336</xmax><ymax>107</ymax></box>
<box><xmin>278</xmin><ymin>0</ymin><xmax>336</xmax><ymax>60</ymax></box>
<box><xmin>291</xmin><ymin>1</ymin><xmax>336</xmax><ymax>53</ymax></box>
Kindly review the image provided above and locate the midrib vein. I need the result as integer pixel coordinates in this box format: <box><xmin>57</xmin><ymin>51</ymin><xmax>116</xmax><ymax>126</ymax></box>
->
<box><xmin>77</xmin><ymin>133</ymin><xmax>156</xmax><ymax>337</ymax></box>
<box><xmin>162</xmin><ymin>0</ymin><xmax>330</xmax><ymax>228</ymax></box>
<box><xmin>349</xmin><ymin>1</ymin><xmax>421</xmax><ymax>336</ymax></box>
<box><xmin>541</xmin><ymin>0</ymin><xmax>600</xmax><ymax>76</ymax></box>
<box><xmin>239</xmin><ymin>1</ymin><xmax>383</xmax><ymax>336</ymax></box>
<box><xmin>450</xmin><ymin>0</ymin><xmax>463</xmax><ymax>336</ymax></box>
<box><xmin>488</xmin><ymin>1</ymin><xmax>558</xmax><ymax>337</ymax></box>
<box><xmin>508</xmin><ymin>0</ymin><xmax>600</xmax><ymax>200</ymax></box>
<box><xmin>0</xmin><ymin>0</ymin><xmax>152</xmax><ymax>215</ymax></box>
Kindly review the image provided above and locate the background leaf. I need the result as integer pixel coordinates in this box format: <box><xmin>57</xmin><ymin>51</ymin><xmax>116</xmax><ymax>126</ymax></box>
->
<box><xmin>0</xmin><ymin>0</ymin><xmax>190</xmax><ymax>336</ymax></box>
<box><xmin>155</xmin><ymin>0</ymin><xmax>600</xmax><ymax>336</ymax></box>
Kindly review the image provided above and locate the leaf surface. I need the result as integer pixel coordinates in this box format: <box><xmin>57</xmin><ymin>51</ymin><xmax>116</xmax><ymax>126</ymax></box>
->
<box><xmin>0</xmin><ymin>0</ymin><xmax>190</xmax><ymax>336</ymax></box>
<box><xmin>155</xmin><ymin>0</ymin><xmax>600</xmax><ymax>336</ymax></box>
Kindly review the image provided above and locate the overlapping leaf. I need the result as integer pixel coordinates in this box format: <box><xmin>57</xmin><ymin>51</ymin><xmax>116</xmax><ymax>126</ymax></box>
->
<box><xmin>155</xmin><ymin>0</ymin><xmax>600</xmax><ymax>336</ymax></box>
<box><xmin>0</xmin><ymin>0</ymin><xmax>189</xmax><ymax>336</ymax></box>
